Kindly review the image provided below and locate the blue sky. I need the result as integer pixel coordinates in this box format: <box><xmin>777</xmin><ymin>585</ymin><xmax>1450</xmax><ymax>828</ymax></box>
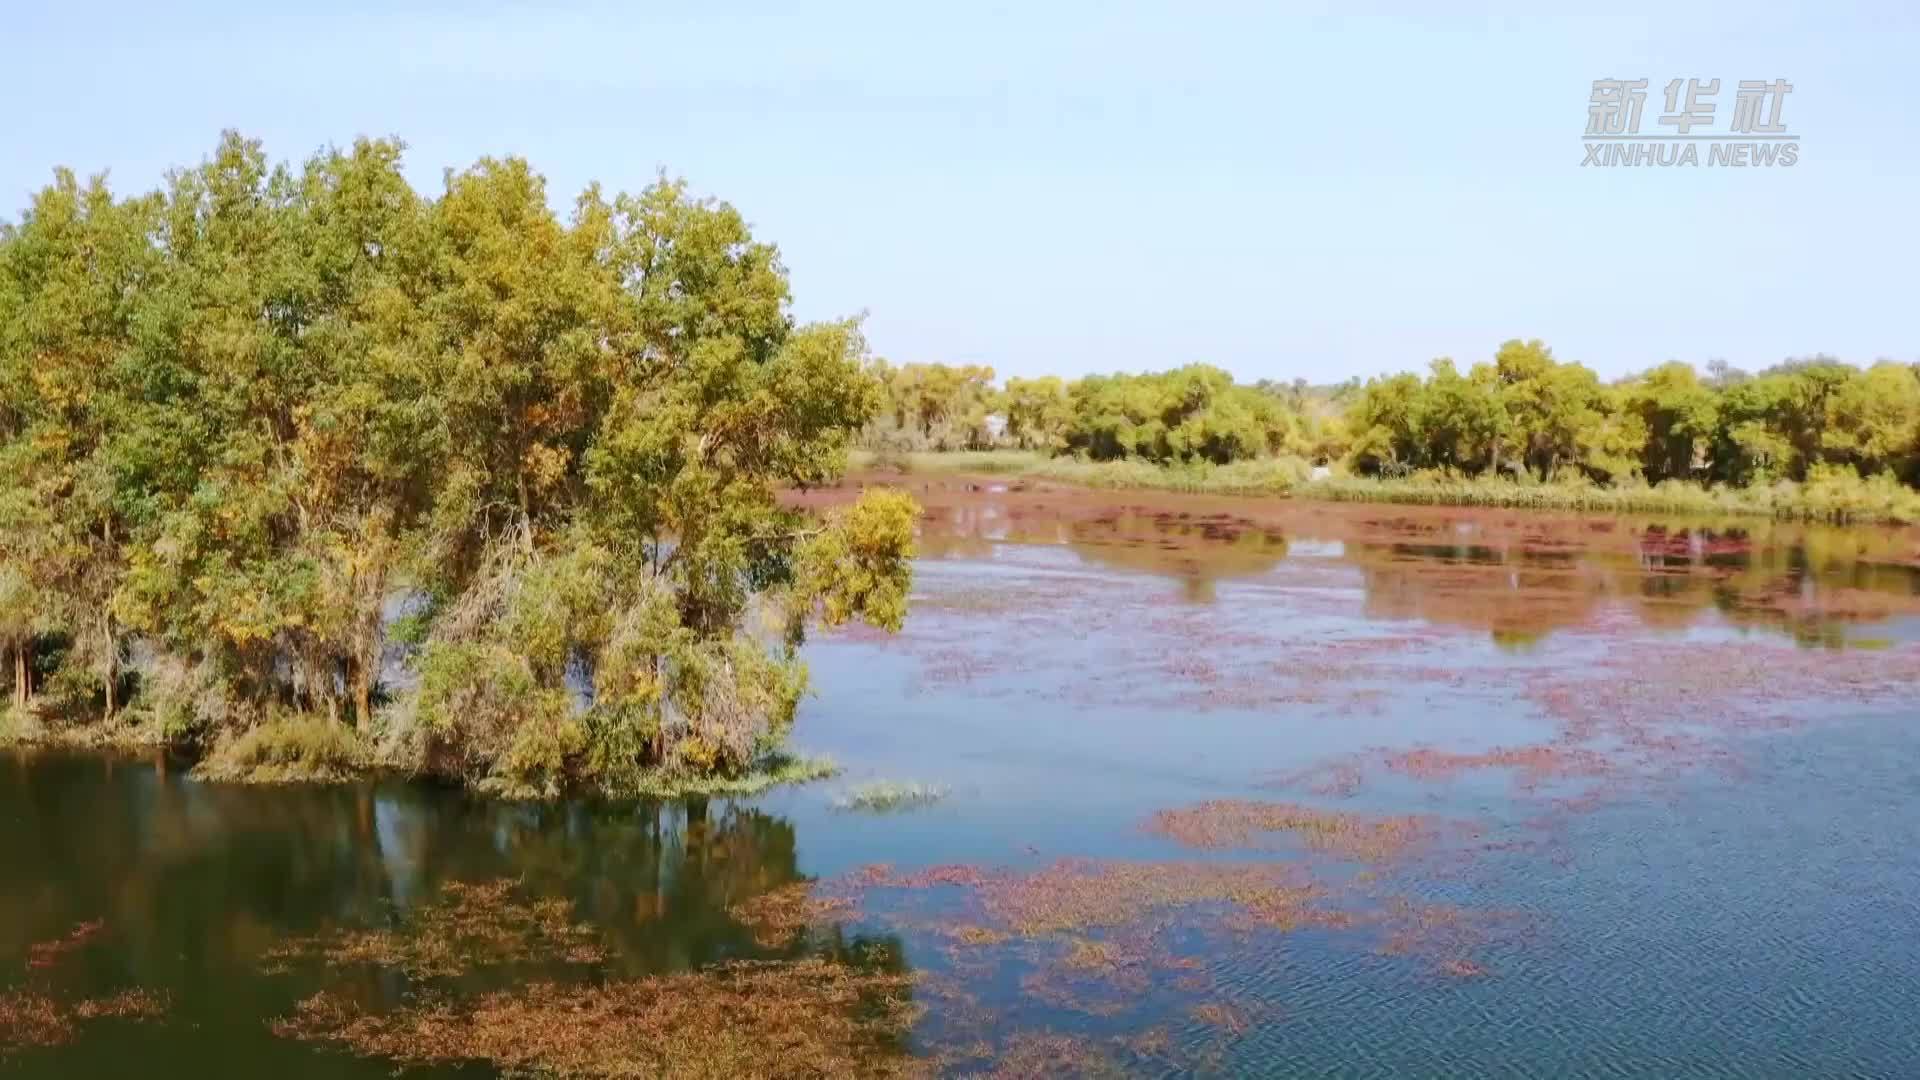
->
<box><xmin>5</xmin><ymin>2</ymin><xmax>1913</xmax><ymax>382</ymax></box>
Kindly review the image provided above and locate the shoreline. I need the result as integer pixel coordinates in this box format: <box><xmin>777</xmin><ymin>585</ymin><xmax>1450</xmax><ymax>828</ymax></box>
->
<box><xmin>849</xmin><ymin>450</ymin><xmax>1920</xmax><ymax>526</ymax></box>
<box><xmin>0</xmin><ymin>720</ymin><xmax>839</xmax><ymax>802</ymax></box>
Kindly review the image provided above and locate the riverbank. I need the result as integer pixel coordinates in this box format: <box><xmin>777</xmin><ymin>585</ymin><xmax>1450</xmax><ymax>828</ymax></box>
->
<box><xmin>852</xmin><ymin>450</ymin><xmax>1920</xmax><ymax>525</ymax></box>
<box><xmin>0</xmin><ymin>707</ymin><xmax>839</xmax><ymax>800</ymax></box>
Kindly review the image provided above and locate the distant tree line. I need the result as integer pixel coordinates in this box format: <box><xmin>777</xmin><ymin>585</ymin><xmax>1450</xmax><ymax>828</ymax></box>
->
<box><xmin>865</xmin><ymin>362</ymin><xmax>1347</xmax><ymax>464</ymax></box>
<box><xmin>0</xmin><ymin>132</ymin><xmax>916</xmax><ymax>795</ymax></box>
<box><xmin>863</xmin><ymin>343</ymin><xmax>1920</xmax><ymax>486</ymax></box>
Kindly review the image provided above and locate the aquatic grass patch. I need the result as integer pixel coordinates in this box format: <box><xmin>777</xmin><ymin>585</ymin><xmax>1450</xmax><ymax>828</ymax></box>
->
<box><xmin>261</xmin><ymin>879</ymin><xmax>604</xmax><ymax>978</ymax></box>
<box><xmin>0</xmin><ymin>989</ymin><xmax>169</xmax><ymax>1054</ymax></box>
<box><xmin>848</xmin><ymin>858</ymin><xmax>1326</xmax><ymax>939</ymax></box>
<box><xmin>1144</xmin><ymin>800</ymin><xmax>1435</xmax><ymax>862</ymax></box>
<box><xmin>1382</xmin><ymin>745</ymin><xmax>1612</xmax><ymax>787</ymax></box>
<box><xmin>196</xmin><ymin>715</ymin><xmax>368</xmax><ymax>784</ymax></box>
<box><xmin>611</xmin><ymin>752</ymin><xmax>839</xmax><ymax>799</ymax></box>
<box><xmin>830</xmin><ymin>780</ymin><xmax>949</xmax><ymax>812</ymax></box>
<box><xmin>728</xmin><ymin>882</ymin><xmax>860</xmax><ymax>948</ymax></box>
<box><xmin>24</xmin><ymin>919</ymin><xmax>105</xmax><ymax>969</ymax></box>
<box><xmin>1300</xmin><ymin>468</ymin><xmax>1920</xmax><ymax>525</ymax></box>
<box><xmin>274</xmin><ymin>957</ymin><xmax>925</xmax><ymax>1079</ymax></box>
<box><xmin>2</xmin><ymin>920</ymin><xmax>168</xmax><ymax>1054</ymax></box>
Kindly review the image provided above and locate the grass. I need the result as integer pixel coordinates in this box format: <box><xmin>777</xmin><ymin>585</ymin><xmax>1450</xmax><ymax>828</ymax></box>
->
<box><xmin>829</xmin><ymin>780</ymin><xmax>948</xmax><ymax>812</ymax></box>
<box><xmin>1301</xmin><ymin>469</ymin><xmax>1920</xmax><ymax>524</ymax></box>
<box><xmin>0</xmin><ymin>704</ymin><xmax>44</xmax><ymax>746</ymax></box>
<box><xmin>196</xmin><ymin>715</ymin><xmax>369</xmax><ymax>784</ymax></box>
<box><xmin>853</xmin><ymin>448</ymin><xmax>1313</xmax><ymax>495</ymax></box>
<box><xmin>853</xmin><ymin>448</ymin><xmax>1042</xmax><ymax>475</ymax></box>
<box><xmin>613</xmin><ymin>752</ymin><xmax>839</xmax><ymax>799</ymax></box>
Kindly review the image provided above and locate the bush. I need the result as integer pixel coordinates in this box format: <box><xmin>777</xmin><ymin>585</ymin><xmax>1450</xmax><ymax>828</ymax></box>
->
<box><xmin>198</xmin><ymin>715</ymin><xmax>367</xmax><ymax>783</ymax></box>
<box><xmin>0</xmin><ymin>704</ymin><xmax>45</xmax><ymax>745</ymax></box>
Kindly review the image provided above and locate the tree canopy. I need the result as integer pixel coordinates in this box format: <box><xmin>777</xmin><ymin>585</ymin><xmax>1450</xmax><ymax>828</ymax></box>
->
<box><xmin>0</xmin><ymin>133</ymin><xmax>917</xmax><ymax>796</ymax></box>
<box><xmin>855</xmin><ymin>346</ymin><xmax>1920</xmax><ymax>493</ymax></box>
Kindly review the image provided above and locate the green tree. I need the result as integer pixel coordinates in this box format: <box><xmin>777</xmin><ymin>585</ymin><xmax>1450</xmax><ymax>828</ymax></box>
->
<box><xmin>1624</xmin><ymin>362</ymin><xmax>1718</xmax><ymax>482</ymax></box>
<box><xmin>0</xmin><ymin>133</ymin><xmax>918</xmax><ymax>793</ymax></box>
<box><xmin>1000</xmin><ymin>375</ymin><xmax>1071</xmax><ymax>451</ymax></box>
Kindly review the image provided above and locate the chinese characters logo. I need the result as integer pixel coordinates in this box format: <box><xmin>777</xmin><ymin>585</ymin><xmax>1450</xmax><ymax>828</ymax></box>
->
<box><xmin>1584</xmin><ymin>79</ymin><xmax>1797</xmax><ymax>166</ymax></box>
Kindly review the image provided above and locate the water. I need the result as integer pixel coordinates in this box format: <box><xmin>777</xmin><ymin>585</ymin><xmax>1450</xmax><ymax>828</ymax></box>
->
<box><xmin>5</xmin><ymin>477</ymin><xmax>1919</xmax><ymax>1076</ymax></box>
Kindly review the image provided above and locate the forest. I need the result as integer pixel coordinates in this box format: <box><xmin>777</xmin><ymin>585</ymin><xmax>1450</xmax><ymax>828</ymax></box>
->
<box><xmin>0</xmin><ymin>133</ymin><xmax>918</xmax><ymax>796</ymax></box>
<box><xmin>860</xmin><ymin>345</ymin><xmax>1920</xmax><ymax>510</ymax></box>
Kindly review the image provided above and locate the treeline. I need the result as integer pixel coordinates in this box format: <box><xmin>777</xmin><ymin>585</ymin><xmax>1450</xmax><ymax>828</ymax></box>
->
<box><xmin>862</xmin><ymin>343</ymin><xmax>1920</xmax><ymax>488</ymax></box>
<box><xmin>0</xmin><ymin>132</ymin><xmax>916</xmax><ymax>796</ymax></box>
<box><xmin>865</xmin><ymin>362</ymin><xmax>1347</xmax><ymax>463</ymax></box>
<box><xmin>1345</xmin><ymin>342</ymin><xmax>1920</xmax><ymax>486</ymax></box>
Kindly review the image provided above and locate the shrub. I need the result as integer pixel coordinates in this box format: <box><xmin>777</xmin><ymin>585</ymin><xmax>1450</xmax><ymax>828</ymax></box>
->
<box><xmin>198</xmin><ymin>715</ymin><xmax>367</xmax><ymax>783</ymax></box>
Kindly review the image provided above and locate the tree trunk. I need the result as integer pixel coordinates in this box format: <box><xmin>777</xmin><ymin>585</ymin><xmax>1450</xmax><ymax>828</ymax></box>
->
<box><xmin>516</xmin><ymin>470</ymin><xmax>536</xmax><ymax>554</ymax></box>
<box><xmin>14</xmin><ymin>641</ymin><xmax>28</xmax><ymax>709</ymax></box>
<box><xmin>351</xmin><ymin>658</ymin><xmax>372</xmax><ymax>732</ymax></box>
<box><xmin>102</xmin><ymin>612</ymin><xmax>118</xmax><ymax>722</ymax></box>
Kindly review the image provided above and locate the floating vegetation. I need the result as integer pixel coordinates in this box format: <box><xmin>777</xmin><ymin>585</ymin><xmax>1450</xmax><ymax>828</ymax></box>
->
<box><xmin>728</xmin><ymin>882</ymin><xmax>859</xmax><ymax>948</ymax></box>
<box><xmin>261</xmin><ymin>879</ymin><xmax>604</xmax><ymax>978</ymax></box>
<box><xmin>967</xmin><ymin>1030</ymin><xmax>1140</xmax><ymax>1078</ymax></box>
<box><xmin>831</xmin><ymin>780</ymin><xmax>949</xmax><ymax>812</ymax></box>
<box><xmin>24</xmin><ymin>919</ymin><xmax>105</xmax><ymax>969</ymax></box>
<box><xmin>0</xmin><ymin>989</ymin><xmax>169</xmax><ymax>1053</ymax></box>
<box><xmin>1383</xmin><ymin>746</ymin><xmax>1611</xmax><ymax>786</ymax></box>
<box><xmin>615</xmin><ymin>752</ymin><xmax>841</xmax><ymax>799</ymax></box>
<box><xmin>981</xmin><ymin>859</ymin><xmax>1323</xmax><ymax>937</ymax></box>
<box><xmin>274</xmin><ymin>957</ymin><xmax>923</xmax><ymax>1079</ymax></box>
<box><xmin>1145</xmin><ymin>799</ymin><xmax>1433</xmax><ymax>861</ymax></box>
<box><xmin>848</xmin><ymin>858</ymin><xmax>1328</xmax><ymax>939</ymax></box>
<box><xmin>1371</xmin><ymin>899</ymin><xmax>1523</xmax><ymax>978</ymax></box>
<box><xmin>1188</xmin><ymin>1000</ymin><xmax>1254</xmax><ymax>1035</ymax></box>
<box><xmin>2</xmin><ymin>921</ymin><xmax>167</xmax><ymax>1054</ymax></box>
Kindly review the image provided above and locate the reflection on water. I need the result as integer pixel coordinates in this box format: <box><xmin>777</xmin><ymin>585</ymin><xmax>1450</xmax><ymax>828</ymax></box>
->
<box><xmin>819</xmin><ymin>475</ymin><xmax>1920</xmax><ymax>646</ymax></box>
<box><xmin>0</xmin><ymin>752</ymin><xmax>897</xmax><ymax>1077</ymax></box>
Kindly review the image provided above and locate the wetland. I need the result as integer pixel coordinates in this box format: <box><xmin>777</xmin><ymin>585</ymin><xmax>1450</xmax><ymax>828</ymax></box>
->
<box><xmin>6</xmin><ymin>474</ymin><xmax>1920</xmax><ymax>1077</ymax></box>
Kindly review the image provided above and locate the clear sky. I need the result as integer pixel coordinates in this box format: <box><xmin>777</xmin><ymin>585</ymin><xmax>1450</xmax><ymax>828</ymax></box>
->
<box><xmin>5</xmin><ymin>2</ymin><xmax>1913</xmax><ymax>383</ymax></box>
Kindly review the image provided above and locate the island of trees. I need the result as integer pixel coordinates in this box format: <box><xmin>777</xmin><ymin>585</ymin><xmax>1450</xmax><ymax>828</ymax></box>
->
<box><xmin>0</xmin><ymin>133</ymin><xmax>917</xmax><ymax>796</ymax></box>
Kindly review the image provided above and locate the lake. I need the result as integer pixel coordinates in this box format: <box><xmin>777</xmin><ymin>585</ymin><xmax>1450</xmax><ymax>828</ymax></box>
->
<box><xmin>5</xmin><ymin>475</ymin><xmax>1920</xmax><ymax>1077</ymax></box>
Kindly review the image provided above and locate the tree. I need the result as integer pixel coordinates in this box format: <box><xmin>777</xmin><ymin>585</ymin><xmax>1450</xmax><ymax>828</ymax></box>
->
<box><xmin>1490</xmin><ymin>339</ymin><xmax>1606</xmax><ymax>480</ymax></box>
<box><xmin>1345</xmin><ymin>372</ymin><xmax>1424</xmax><ymax>474</ymax></box>
<box><xmin>1000</xmin><ymin>375</ymin><xmax>1071</xmax><ymax>451</ymax></box>
<box><xmin>1823</xmin><ymin>362</ymin><xmax>1920</xmax><ymax>480</ymax></box>
<box><xmin>1624</xmin><ymin>362</ymin><xmax>1718</xmax><ymax>482</ymax></box>
<box><xmin>1063</xmin><ymin>365</ymin><xmax>1289</xmax><ymax>465</ymax></box>
<box><xmin>0</xmin><ymin>169</ymin><xmax>158</xmax><ymax>715</ymax></box>
<box><xmin>1410</xmin><ymin>359</ymin><xmax>1505</xmax><ymax>473</ymax></box>
<box><xmin>0</xmin><ymin>133</ymin><xmax>919</xmax><ymax>795</ymax></box>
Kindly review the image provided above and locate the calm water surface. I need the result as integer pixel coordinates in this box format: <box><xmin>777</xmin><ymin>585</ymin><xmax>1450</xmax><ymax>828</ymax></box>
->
<box><xmin>5</xmin><ymin>477</ymin><xmax>1919</xmax><ymax>1077</ymax></box>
